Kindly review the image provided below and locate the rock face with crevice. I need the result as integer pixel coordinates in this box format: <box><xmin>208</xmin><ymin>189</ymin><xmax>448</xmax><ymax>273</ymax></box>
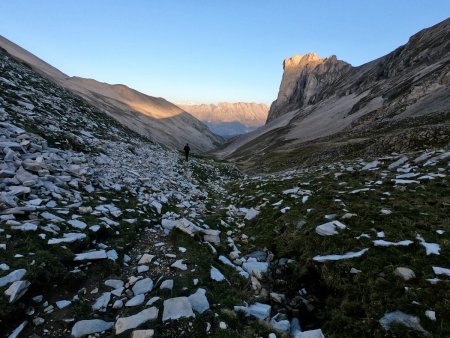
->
<box><xmin>267</xmin><ymin>53</ymin><xmax>351</xmax><ymax>123</ymax></box>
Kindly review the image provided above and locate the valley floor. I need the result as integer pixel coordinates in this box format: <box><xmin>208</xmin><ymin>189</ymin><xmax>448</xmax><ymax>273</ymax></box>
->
<box><xmin>1</xmin><ymin>129</ymin><xmax>449</xmax><ymax>337</ymax></box>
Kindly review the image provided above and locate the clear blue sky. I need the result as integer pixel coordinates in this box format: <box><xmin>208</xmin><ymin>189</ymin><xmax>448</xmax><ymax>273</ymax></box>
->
<box><xmin>0</xmin><ymin>1</ymin><xmax>449</xmax><ymax>104</ymax></box>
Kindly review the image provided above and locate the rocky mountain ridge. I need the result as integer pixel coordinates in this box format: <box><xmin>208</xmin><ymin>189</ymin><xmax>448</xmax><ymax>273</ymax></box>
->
<box><xmin>179</xmin><ymin>102</ymin><xmax>268</xmax><ymax>137</ymax></box>
<box><xmin>215</xmin><ymin>18</ymin><xmax>450</xmax><ymax>172</ymax></box>
<box><xmin>0</xmin><ymin>35</ymin><xmax>223</xmax><ymax>152</ymax></box>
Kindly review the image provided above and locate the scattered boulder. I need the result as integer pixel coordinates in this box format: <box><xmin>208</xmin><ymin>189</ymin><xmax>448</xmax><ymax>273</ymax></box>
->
<box><xmin>162</xmin><ymin>297</ymin><xmax>195</xmax><ymax>321</ymax></box>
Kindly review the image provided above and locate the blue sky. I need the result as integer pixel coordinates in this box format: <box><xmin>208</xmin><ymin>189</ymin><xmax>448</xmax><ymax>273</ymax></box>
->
<box><xmin>0</xmin><ymin>1</ymin><xmax>449</xmax><ymax>104</ymax></box>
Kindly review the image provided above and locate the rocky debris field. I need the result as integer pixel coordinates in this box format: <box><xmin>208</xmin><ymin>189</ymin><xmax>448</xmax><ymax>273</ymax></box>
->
<box><xmin>1</xmin><ymin>46</ymin><xmax>450</xmax><ymax>338</ymax></box>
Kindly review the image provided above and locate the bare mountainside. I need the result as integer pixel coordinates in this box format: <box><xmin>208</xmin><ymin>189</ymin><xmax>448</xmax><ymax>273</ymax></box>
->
<box><xmin>179</xmin><ymin>102</ymin><xmax>268</xmax><ymax>137</ymax></box>
<box><xmin>215</xmin><ymin>18</ymin><xmax>450</xmax><ymax>171</ymax></box>
<box><xmin>0</xmin><ymin>35</ymin><xmax>223</xmax><ymax>152</ymax></box>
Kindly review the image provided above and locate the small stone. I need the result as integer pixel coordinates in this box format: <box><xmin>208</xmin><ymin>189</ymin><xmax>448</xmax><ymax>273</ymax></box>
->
<box><xmin>131</xmin><ymin>329</ymin><xmax>155</xmax><ymax>338</ymax></box>
<box><xmin>105</xmin><ymin>279</ymin><xmax>124</xmax><ymax>289</ymax></box>
<box><xmin>160</xmin><ymin>279</ymin><xmax>174</xmax><ymax>290</ymax></box>
<box><xmin>126</xmin><ymin>294</ymin><xmax>145</xmax><ymax>307</ymax></box>
<box><xmin>132</xmin><ymin>277</ymin><xmax>154</xmax><ymax>296</ymax></box>
<box><xmin>394</xmin><ymin>267</ymin><xmax>416</xmax><ymax>281</ymax></box>
<box><xmin>137</xmin><ymin>265</ymin><xmax>149</xmax><ymax>273</ymax></box>
<box><xmin>5</xmin><ymin>280</ymin><xmax>30</xmax><ymax>303</ymax></box>
<box><xmin>138</xmin><ymin>254</ymin><xmax>155</xmax><ymax>265</ymax></box>
<box><xmin>115</xmin><ymin>307</ymin><xmax>159</xmax><ymax>335</ymax></box>
<box><xmin>171</xmin><ymin>259</ymin><xmax>187</xmax><ymax>271</ymax></box>
<box><xmin>210</xmin><ymin>266</ymin><xmax>225</xmax><ymax>281</ymax></box>
<box><xmin>146</xmin><ymin>296</ymin><xmax>161</xmax><ymax>306</ymax></box>
<box><xmin>188</xmin><ymin>288</ymin><xmax>210</xmax><ymax>314</ymax></box>
<box><xmin>162</xmin><ymin>297</ymin><xmax>195</xmax><ymax>321</ymax></box>
<box><xmin>425</xmin><ymin>310</ymin><xmax>436</xmax><ymax>321</ymax></box>
<box><xmin>55</xmin><ymin>300</ymin><xmax>71</xmax><ymax>309</ymax></box>
<box><xmin>8</xmin><ymin>321</ymin><xmax>27</xmax><ymax>338</ymax></box>
<box><xmin>92</xmin><ymin>292</ymin><xmax>111</xmax><ymax>312</ymax></box>
<box><xmin>71</xmin><ymin>319</ymin><xmax>114</xmax><ymax>338</ymax></box>
<box><xmin>113</xmin><ymin>300</ymin><xmax>124</xmax><ymax>309</ymax></box>
<box><xmin>33</xmin><ymin>317</ymin><xmax>45</xmax><ymax>326</ymax></box>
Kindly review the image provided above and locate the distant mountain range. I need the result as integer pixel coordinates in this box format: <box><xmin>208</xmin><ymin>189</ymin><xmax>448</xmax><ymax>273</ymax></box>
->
<box><xmin>179</xmin><ymin>102</ymin><xmax>268</xmax><ymax>137</ymax></box>
<box><xmin>0</xmin><ymin>35</ymin><xmax>223</xmax><ymax>152</ymax></box>
<box><xmin>214</xmin><ymin>18</ymin><xmax>450</xmax><ymax>171</ymax></box>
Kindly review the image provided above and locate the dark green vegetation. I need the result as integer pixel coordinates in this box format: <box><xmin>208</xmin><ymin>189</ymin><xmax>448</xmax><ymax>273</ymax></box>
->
<box><xmin>227</xmin><ymin>155</ymin><xmax>449</xmax><ymax>337</ymax></box>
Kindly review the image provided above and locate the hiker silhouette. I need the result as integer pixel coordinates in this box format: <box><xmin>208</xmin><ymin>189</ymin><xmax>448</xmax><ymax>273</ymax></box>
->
<box><xmin>184</xmin><ymin>143</ymin><xmax>190</xmax><ymax>162</ymax></box>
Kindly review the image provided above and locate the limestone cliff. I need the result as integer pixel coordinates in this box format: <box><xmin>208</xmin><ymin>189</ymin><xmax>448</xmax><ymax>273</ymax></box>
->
<box><xmin>215</xmin><ymin>18</ymin><xmax>450</xmax><ymax>171</ymax></box>
<box><xmin>267</xmin><ymin>53</ymin><xmax>351</xmax><ymax>122</ymax></box>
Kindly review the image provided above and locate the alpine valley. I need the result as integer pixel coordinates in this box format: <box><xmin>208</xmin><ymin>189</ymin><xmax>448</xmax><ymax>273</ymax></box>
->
<box><xmin>0</xmin><ymin>18</ymin><xmax>449</xmax><ymax>338</ymax></box>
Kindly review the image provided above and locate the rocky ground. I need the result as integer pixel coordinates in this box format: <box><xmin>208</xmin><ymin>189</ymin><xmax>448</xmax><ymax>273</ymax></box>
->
<box><xmin>1</xmin><ymin>45</ymin><xmax>450</xmax><ymax>338</ymax></box>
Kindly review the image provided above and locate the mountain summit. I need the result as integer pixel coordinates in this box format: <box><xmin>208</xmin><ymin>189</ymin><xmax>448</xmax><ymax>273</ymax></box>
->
<box><xmin>267</xmin><ymin>53</ymin><xmax>351</xmax><ymax>122</ymax></box>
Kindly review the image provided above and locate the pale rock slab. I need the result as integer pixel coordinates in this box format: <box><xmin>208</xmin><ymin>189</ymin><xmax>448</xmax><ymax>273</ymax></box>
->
<box><xmin>138</xmin><ymin>254</ymin><xmax>155</xmax><ymax>265</ymax></box>
<box><xmin>315</xmin><ymin>220</ymin><xmax>346</xmax><ymax>236</ymax></box>
<box><xmin>104</xmin><ymin>279</ymin><xmax>124</xmax><ymax>289</ymax></box>
<box><xmin>0</xmin><ymin>269</ymin><xmax>26</xmax><ymax>287</ymax></box>
<box><xmin>8</xmin><ymin>321</ymin><xmax>27</xmax><ymax>338</ymax></box>
<box><xmin>210</xmin><ymin>266</ymin><xmax>226</xmax><ymax>281</ymax></box>
<box><xmin>162</xmin><ymin>297</ymin><xmax>195</xmax><ymax>321</ymax></box>
<box><xmin>131</xmin><ymin>330</ymin><xmax>155</xmax><ymax>338</ymax></box>
<box><xmin>394</xmin><ymin>267</ymin><xmax>416</xmax><ymax>281</ymax></box>
<box><xmin>74</xmin><ymin>250</ymin><xmax>107</xmax><ymax>261</ymax></box>
<box><xmin>71</xmin><ymin>319</ymin><xmax>114</xmax><ymax>338</ymax></box>
<box><xmin>171</xmin><ymin>259</ymin><xmax>187</xmax><ymax>271</ymax></box>
<box><xmin>115</xmin><ymin>307</ymin><xmax>159</xmax><ymax>335</ymax></box>
<box><xmin>379</xmin><ymin>311</ymin><xmax>428</xmax><ymax>334</ymax></box>
<box><xmin>92</xmin><ymin>292</ymin><xmax>111</xmax><ymax>311</ymax></box>
<box><xmin>132</xmin><ymin>277</ymin><xmax>154</xmax><ymax>295</ymax></box>
<box><xmin>160</xmin><ymin>279</ymin><xmax>174</xmax><ymax>290</ymax></box>
<box><xmin>188</xmin><ymin>288</ymin><xmax>210</xmax><ymax>314</ymax></box>
<box><xmin>5</xmin><ymin>280</ymin><xmax>30</xmax><ymax>303</ymax></box>
<box><xmin>313</xmin><ymin>248</ymin><xmax>369</xmax><ymax>262</ymax></box>
<box><xmin>126</xmin><ymin>294</ymin><xmax>145</xmax><ymax>307</ymax></box>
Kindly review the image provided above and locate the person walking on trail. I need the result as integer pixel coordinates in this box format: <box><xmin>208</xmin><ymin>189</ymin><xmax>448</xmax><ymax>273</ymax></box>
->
<box><xmin>184</xmin><ymin>143</ymin><xmax>190</xmax><ymax>162</ymax></box>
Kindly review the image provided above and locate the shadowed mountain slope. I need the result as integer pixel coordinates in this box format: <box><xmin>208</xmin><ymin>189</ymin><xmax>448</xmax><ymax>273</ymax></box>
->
<box><xmin>0</xmin><ymin>35</ymin><xmax>223</xmax><ymax>152</ymax></box>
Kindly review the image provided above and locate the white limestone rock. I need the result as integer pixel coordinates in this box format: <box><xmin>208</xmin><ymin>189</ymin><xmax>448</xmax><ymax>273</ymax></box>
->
<box><xmin>71</xmin><ymin>319</ymin><xmax>113</xmax><ymax>338</ymax></box>
<box><xmin>188</xmin><ymin>288</ymin><xmax>210</xmax><ymax>314</ymax></box>
<box><xmin>210</xmin><ymin>266</ymin><xmax>226</xmax><ymax>281</ymax></box>
<box><xmin>131</xmin><ymin>330</ymin><xmax>155</xmax><ymax>338</ymax></box>
<box><xmin>315</xmin><ymin>220</ymin><xmax>346</xmax><ymax>236</ymax></box>
<box><xmin>74</xmin><ymin>250</ymin><xmax>107</xmax><ymax>261</ymax></box>
<box><xmin>171</xmin><ymin>259</ymin><xmax>187</xmax><ymax>271</ymax></box>
<box><xmin>132</xmin><ymin>277</ymin><xmax>154</xmax><ymax>296</ymax></box>
<box><xmin>68</xmin><ymin>219</ymin><xmax>87</xmax><ymax>230</ymax></box>
<box><xmin>92</xmin><ymin>292</ymin><xmax>111</xmax><ymax>312</ymax></box>
<box><xmin>138</xmin><ymin>254</ymin><xmax>155</xmax><ymax>265</ymax></box>
<box><xmin>162</xmin><ymin>297</ymin><xmax>195</xmax><ymax>321</ymax></box>
<box><xmin>5</xmin><ymin>280</ymin><xmax>30</xmax><ymax>303</ymax></box>
<box><xmin>379</xmin><ymin>311</ymin><xmax>428</xmax><ymax>334</ymax></box>
<box><xmin>115</xmin><ymin>307</ymin><xmax>159</xmax><ymax>335</ymax></box>
<box><xmin>8</xmin><ymin>321</ymin><xmax>27</xmax><ymax>338</ymax></box>
<box><xmin>56</xmin><ymin>300</ymin><xmax>71</xmax><ymax>309</ymax></box>
<box><xmin>126</xmin><ymin>294</ymin><xmax>146</xmax><ymax>307</ymax></box>
<box><xmin>160</xmin><ymin>279</ymin><xmax>174</xmax><ymax>290</ymax></box>
<box><xmin>0</xmin><ymin>269</ymin><xmax>26</xmax><ymax>287</ymax></box>
<box><xmin>105</xmin><ymin>279</ymin><xmax>124</xmax><ymax>289</ymax></box>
